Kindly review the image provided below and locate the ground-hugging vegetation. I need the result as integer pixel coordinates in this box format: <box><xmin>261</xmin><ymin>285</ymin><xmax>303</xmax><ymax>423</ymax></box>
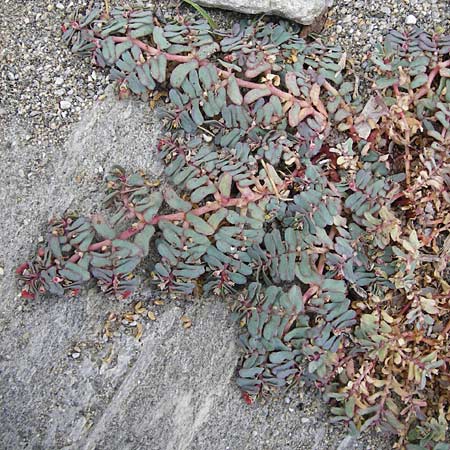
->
<box><xmin>17</xmin><ymin>6</ymin><xmax>450</xmax><ymax>448</ymax></box>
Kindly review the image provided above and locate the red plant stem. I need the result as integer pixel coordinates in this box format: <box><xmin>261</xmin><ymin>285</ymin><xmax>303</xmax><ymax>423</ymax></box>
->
<box><xmin>68</xmin><ymin>253</ymin><xmax>81</xmax><ymax>263</ymax></box>
<box><xmin>415</xmin><ymin>59</ymin><xmax>450</xmax><ymax>101</ymax></box>
<box><xmin>149</xmin><ymin>191</ymin><xmax>268</xmax><ymax>225</ymax></box>
<box><xmin>303</xmin><ymin>285</ymin><xmax>319</xmax><ymax>303</ymax></box>
<box><xmin>219</xmin><ymin>69</ymin><xmax>330</xmax><ymax>115</ymax></box>
<box><xmin>398</xmin><ymin>300</ymin><xmax>413</xmax><ymax>316</ymax></box>
<box><xmin>111</xmin><ymin>36</ymin><xmax>193</xmax><ymax>63</ymax></box>
<box><xmin>232</xmin><ymin>76</ymin><xmax>294</xmax><ymax>102</ymax></box>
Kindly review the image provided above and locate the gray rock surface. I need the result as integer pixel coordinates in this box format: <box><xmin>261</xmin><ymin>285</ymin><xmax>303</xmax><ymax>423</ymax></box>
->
<box><xmin>196</xmin><ymin>0</ymin><xmax>331</xmax><ymax>25</ymax></box>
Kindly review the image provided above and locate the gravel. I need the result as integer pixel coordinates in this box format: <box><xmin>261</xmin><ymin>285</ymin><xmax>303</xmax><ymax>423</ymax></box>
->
<box><xmin>0</xmin><ymin>0</ymin><xmax>113</xmax><ymax>148</ymax></box>
<box><xmin>322</xmin><ymin>0</ymin><xmax>449</xmax><ymax>60</ymax></box>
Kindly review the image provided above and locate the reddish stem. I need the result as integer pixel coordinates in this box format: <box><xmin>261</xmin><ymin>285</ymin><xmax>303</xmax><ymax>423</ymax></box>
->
<box><xmin>415</xmin><ymin>59</ymin><xmax>450</xmax><ymax>101</ymax></box>
<box><xmin>111</xmin><ymin>36</ymin><xmax>193</xmax><ymax>63</ymax></box>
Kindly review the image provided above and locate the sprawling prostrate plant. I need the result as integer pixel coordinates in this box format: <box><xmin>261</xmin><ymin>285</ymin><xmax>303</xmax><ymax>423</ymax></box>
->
<box><xmin>17</xmin><ymin>6</ymin><xmax>450</xmax><ymax>448</ymax></box>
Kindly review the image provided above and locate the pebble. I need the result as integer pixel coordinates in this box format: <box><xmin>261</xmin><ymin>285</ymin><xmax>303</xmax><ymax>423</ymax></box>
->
<box><xmin>71</xmin><ymin>352</ymin><xmax>81</xmax><ymax>359</ymax></box>
<box><xmin>405</xmin><ymin>14</ymin><xmax>417</xmax><ymax>25</ymax></box>
<box><xmin>55</xmin><ymin>77</ymin><xmax>64</xmax><ymax>86</ymax></box>
<box><xmin>60</xmin><ymin>100</ymin><xmax>72</xmax><ymax>110</ymax></box>
<box><xmin>0</xmin><ymin>267</ymin><xmax>4</xmax><ymax>276</ymax></box>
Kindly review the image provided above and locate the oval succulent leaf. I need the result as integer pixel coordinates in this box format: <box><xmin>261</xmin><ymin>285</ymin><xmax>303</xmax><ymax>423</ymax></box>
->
<box><xmin>170</xmin><ymin>60</ymin><xmax>199</xmax><ymax>88</ymax></box>
<box><xmin>153</xmin><ymin>26</ymin><xmax>171</xmax><ymax>50</ymax></box>
<box><xmin>244</xmin><ymin>88</ymin><xmax>271</xmax><ymax>104</ymax></box>
<box><xmin>186</xmin><ymin>213</ymin><xmax>215</xmax><ymax>235</ymax></box>
<box><xmin>164</xmin><ymin>187</ymin><xmax>192</xmax><ymax>212</ymax></box>
<box><xmin>227</xmin><ymin>74</ymin><xmax>243</xmax><ymax>105</ymax></box>
<box><xmin>92</xmin><ymin>215</ymin><xmax>116</xmax><ymax>240</ymax></box>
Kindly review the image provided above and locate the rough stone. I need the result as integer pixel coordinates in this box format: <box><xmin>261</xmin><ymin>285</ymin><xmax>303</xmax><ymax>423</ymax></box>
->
<box><xmin>196</xmin><ymin>0</ymin><xmax>331</xmax><ymax>25</ymax></box>
<box><xmin>59</xmin><ymin>100</ymin><xmax>72</xmax><ymax>110</ymax></box>
<box><xmin>405</xmin><ymin>14</ymin><xmax>417</xmax><ymax>25</ymax></box>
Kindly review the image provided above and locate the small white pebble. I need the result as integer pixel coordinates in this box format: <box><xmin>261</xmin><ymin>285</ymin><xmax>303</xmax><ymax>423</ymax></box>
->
<box><xmin>60</xmin><ymin>100</ymin><xmax>72</xmax><ymax>110</ymax></box>
<box><xmin>55</xmin><ymin>2</ymin><xmax>64</xmax><ymax>10</ymax></box>
<box><xmin>405</xmin><ymin>14</ymin><xmax>417</xmax><ymax>25</ymax></box>
<box><xmin>0</xmin><ymin>267</ymin><xmax>4</xmax><ymax>276</ymax></box>
<box><xmin>71</xmin><ymin>352</ymin><xmax>81</xmax><ymax>359</ymax></box>
<box><xmin>301</xmin><ymin>417</ymin><xmax>310</xmax><ymax>424</ymax></box>
<box><xmin>55</xmin><ymin>77</ymin><xmax>64</xmax><ymax>86</ymax></box>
